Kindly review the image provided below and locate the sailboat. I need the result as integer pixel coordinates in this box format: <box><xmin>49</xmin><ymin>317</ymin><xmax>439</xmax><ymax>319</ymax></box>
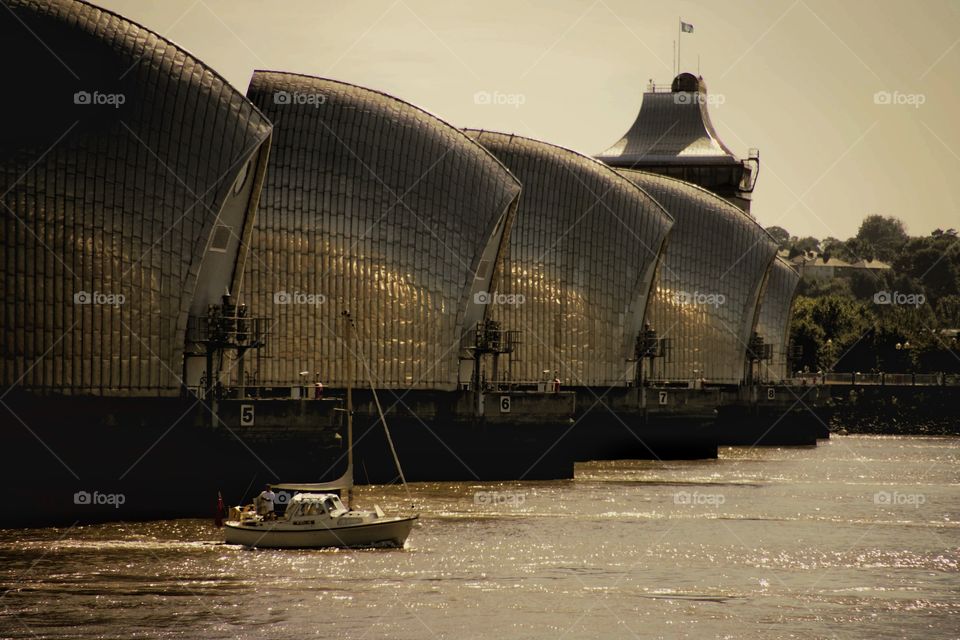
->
<box><xmin>224</xmin><ymin>311</ymin><xmax>418</xmax><ymax>549</ymax></box>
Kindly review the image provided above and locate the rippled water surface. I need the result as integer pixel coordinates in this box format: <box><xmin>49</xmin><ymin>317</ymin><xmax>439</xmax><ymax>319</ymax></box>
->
<box><xmin>1</xmin><ymin>435</ymin><xmax>958</xmax><ymax>639</ymax></box>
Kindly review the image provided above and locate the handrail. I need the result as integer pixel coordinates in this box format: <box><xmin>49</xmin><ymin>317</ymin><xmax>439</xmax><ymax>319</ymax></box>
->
<box><xmin>787</xmin><ymin>372</ymin><xmax>955</xmax><ymax>387</ymax></box>
<box><xmin>645</xmin><ymin>81</ymin><xmax>676</xmax><ymax>93</ymax></box>
<box><xmin>194</xmin><ymin>373</ymin><xmax>960</xmax><ymax>400</ymax></box>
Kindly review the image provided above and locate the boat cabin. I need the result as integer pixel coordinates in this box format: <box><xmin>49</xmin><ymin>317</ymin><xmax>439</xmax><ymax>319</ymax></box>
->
<box><xmin>284</xmin><ymin>493</ymin><xmax>348</xmax><ymax>520</ymax></box>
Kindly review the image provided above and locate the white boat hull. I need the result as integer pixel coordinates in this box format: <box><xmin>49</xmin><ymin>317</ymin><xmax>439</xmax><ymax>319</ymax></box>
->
<box><xmin>224</xmin><ymin>515</ymin><xmax>418</xmax><ymax>549</ymax></box>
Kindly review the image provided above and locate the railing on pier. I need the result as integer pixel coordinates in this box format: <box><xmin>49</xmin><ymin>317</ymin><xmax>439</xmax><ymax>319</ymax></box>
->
<box><xmin>788</xmin><ymin>372</ymin><xmax>956</xmax><ymax>387</ymax></box>
<box><xmin>188</xmin><ymin>384</ymin><xmax>333</xmax><ymax>400</ymax></box>
<box><xmin>484</xmin><ymin>379</ymin><xmax>564</xmax><ymax>393</ymax></box>
<box><xmin>185</xmin><ymin>313</ymin><xmax>270</xmax><ymax>347</ymax></box>
<box><xmin>646</xmin><ymin>81</ymin><xmax>675</xmax><ymax>93</ymax></box>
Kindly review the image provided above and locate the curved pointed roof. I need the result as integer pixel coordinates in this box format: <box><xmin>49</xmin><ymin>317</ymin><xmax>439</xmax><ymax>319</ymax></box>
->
<box><xmin>0</xmin><ymin>0</ymin><xmax>272</xmax><ymax>394</ymax></box>
<box><xmin>755</xmin><ymin>257</ymin><xmax>801</xmax><ymax>382</ymax></box>
<box><xmin>463</xmin><ymin>130</ymin><xmax>673</xmax><ymax>387</ymax></box>
<box><xmin>597</xmin><ymin>73</ymin><xmax>739</xmax><ymax>166</ymax></box>
<box><xmin>243</xmin><ymin>72</ymin><xmax>522</xmax><ymax>390</ymax></box>
<box><xmin>617</xmin><ymin>169</ymin><xmax>777</xmax><ymax>384</ymax></box>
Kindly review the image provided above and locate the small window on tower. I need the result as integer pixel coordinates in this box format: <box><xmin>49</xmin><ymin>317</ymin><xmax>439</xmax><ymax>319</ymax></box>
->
<box><xmin>475</xmin><ymin>260</ymin><xmax>490</xmax><ymax>280</ymax></box>
<box><xmin>208</xmin><ymin>225</ymin><xmax>232</xmax><ymax>253</ymax></box>
<box><xmin>232</xmin><ymin>160</ymin><xmax>250</xmax><ymax>195</ymax></box>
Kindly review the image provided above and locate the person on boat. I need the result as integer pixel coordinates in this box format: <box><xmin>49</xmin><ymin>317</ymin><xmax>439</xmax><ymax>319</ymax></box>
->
<box><xmin>257</xmin><ymin>485</ymin><xmax>276</xmax><ymax>519</ymax></box>
<box><xmin>314</xmin><ymin>381</ymin><xmax>323</xmax><ymax>399</ymax></box>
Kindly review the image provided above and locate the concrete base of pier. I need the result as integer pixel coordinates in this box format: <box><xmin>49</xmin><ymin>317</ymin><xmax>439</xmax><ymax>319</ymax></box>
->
<box><xmin>568</xmin><ymin>387</ymin><xmax>719</xmax><ymax>460</ymax></box>
<box><xmin>2</xmin><ymin>391</ymin><xmax>347</xmax><ymax>527</ymax></box>
<box><xmin>347</xmin><ymin>388</ymin><xmax>577</xmax><ymax>483</ymax></box>
<box><xmin>714</xmin><ymin>384</ymin><xmax>831</xmax><ymax>446</ymax></box>
<box><xmin>3</xmin><ymin>382</ymin><xmax>838</xmax><ymax>526</ymax></box>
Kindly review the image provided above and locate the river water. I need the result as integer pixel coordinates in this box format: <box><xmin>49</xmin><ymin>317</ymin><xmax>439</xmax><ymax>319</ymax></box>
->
<box><xmin>1</xmin><ymin>435</ymin><xmax>957</xmax><ymax>639</ymax></box>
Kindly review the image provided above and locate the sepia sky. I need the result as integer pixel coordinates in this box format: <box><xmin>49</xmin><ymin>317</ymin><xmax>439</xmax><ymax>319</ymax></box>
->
<box><xmin>89</xmin><ymin>0</ymin><xmax>960</xmax><ymax>241</ymax></box>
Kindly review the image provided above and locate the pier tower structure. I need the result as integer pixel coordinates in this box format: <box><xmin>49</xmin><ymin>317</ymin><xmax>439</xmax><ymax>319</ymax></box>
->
<box><xmin>597</xmin><ymin>72</ymin><xmax>759</xmax><ymax>213</ymax></box>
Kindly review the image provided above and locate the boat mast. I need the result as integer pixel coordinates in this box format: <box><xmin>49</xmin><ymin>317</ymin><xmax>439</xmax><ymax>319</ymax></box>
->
<box><xmin>342</xmin><ymin>310</ymin><xmax>413</xmax><ymax>504</ymax></box>
<box><xmin>343</xmin><ymin>310</ymin><xmax>355</xmax><ymax>508</ymax></box>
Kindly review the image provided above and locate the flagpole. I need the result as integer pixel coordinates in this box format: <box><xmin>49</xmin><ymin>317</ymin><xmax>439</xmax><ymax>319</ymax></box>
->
<box><xmin>677</xmin><ymin>17</ymin><xmax>681</xmax><ymax>74</ymax></box>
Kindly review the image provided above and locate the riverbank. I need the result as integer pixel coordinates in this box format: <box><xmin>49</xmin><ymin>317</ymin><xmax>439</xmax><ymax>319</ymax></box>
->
<box><xmin>828</xmin><ymin>391</ymin><xmax>960</xmax><ymax>436</ymax></box>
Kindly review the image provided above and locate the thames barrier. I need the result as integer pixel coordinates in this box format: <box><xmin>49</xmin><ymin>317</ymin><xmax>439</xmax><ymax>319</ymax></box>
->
<box><xmin>3</xmin><ymin>1</ymin><xmax>960</xmax><ymax>638</ymax></box>
<box><xmin>0</xmin><ymin>0</ymin><xmax>887</xmax><ymax>524</ymax></box>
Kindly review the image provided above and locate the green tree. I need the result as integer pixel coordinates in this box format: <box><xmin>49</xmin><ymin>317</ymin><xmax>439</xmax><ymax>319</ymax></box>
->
<box><xmin>788</xmin><ymin>298</ymin><xmax>825</xmax><ymax>373</ymax></box>
<box><xmin>786</xmin><ymin>235</ymin><xmax>820</xmax><ymax>259</ymax></box>
<box><xmin>795</xmin><ymin>236</ymin><xmax>820</xmax><ymax>254</ymax></box>
<box><xmin>790</xmin><ymin>295</ymin><xmax>871</xmax><ymax>372</ymax></box>
<box><xmin>848</xmin><ymin>269</ymin><xmax>886</xmax><ymax>299</ymax></box>
<box><xmin>775</xmin><ymin>218</ymin><xmax>959</xmax><ymax>374</ymax></box>
<box><xmin>934</xmin><ymin>295</ymin><xmax>960</xmax><ymax>327</ymax></box>
<box><xmin>766</xmin><ymin>226</ymin><xmax>790</xmax><ymax>249</ymax></box>
<box><xmin>797</xmin><ymin>276</ymin><xmax>854</xmax><ymax>299</ymax></box>
<box><xmin>843</xmin><ymin>237</ymin><xmax>875</xmax><ymax>262</ymax></box>
<box><xmin>820</xmin><ymin>236</ymin><xmax>848</xmax><ymax>261</ymax></box>
<box><xmin>856</xmin><ymin>215</ymin><xmax>908</xmax><ymax>262</ymax></box>
<box><xmin>893</xmin><ymin>234</ymin><xmax>960</xmax><ymax>302</ymax></box>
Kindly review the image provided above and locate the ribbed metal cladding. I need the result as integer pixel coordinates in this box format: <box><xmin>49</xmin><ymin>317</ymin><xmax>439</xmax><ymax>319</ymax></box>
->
<box><xmin>0</xmin><ymin>0</ymin><xmax>272</xmax><ymax>396</ymax></box>
<box><xmin>464</xmin><ymin>131</ymin><xmax>674</xmax><ymax>387</ymax></box>
<box><xmin>244</xmin><ymin>72</ymin><xmax>521</xmax><ymax>390</ymax></box>
<box><xmin>618</xmin><ymin>170</ymin><xmax>777</xmax><ymax>384</ymax></box>
<box><xmin>755</xmin><ymin>257</ymin><xmax>800</xmax><ymax>382</ymax></box>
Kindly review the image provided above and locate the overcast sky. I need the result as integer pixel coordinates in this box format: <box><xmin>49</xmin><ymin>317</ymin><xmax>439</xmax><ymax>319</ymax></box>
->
<box><xmin>91</xmin><ymin>0</ymin><xmax>960</xmax><ymax>241</ymax></box>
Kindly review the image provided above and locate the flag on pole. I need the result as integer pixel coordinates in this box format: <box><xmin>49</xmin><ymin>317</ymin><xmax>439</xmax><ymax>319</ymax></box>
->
<box><xmin>214</xmin><ymin>491</ymin><xmax>225</xmax><ymax>527</ymax></box>
<box><xmin>681</xmin><ymin>21</ymin><xmax>694</xmax><ymax>33</ymax></box>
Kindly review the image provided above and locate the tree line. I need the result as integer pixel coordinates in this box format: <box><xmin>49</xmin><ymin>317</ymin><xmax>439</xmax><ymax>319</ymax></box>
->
<box><xmin>767</xmin><ymin>215</ymin><xmax>960</xmax><ymax>374</ymax></box>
